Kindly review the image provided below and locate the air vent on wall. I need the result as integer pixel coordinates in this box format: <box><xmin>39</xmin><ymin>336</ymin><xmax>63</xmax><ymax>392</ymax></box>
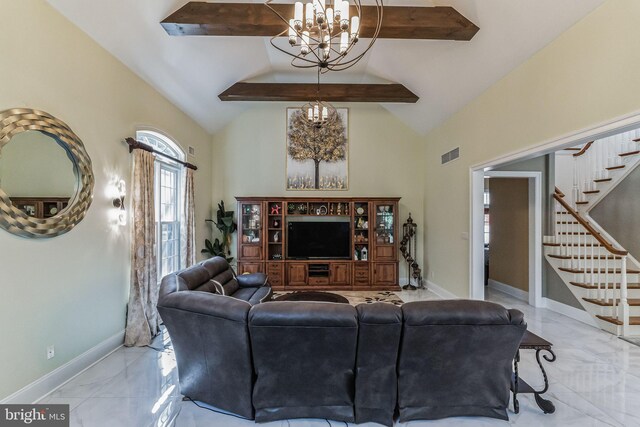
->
<box><xmin>188</xmin><ymin>146</ymin><xmax>195</xmax><ymax>156</ymax></box>
<box><xmin>441</xmin><ymin>147</ymin><xmax>460</xmax><ymax>165</ymax></box>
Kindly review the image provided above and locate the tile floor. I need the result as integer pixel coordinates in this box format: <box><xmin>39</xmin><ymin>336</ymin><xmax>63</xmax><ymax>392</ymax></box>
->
<box><xmin>38</xmin><ymin>288</ymin><xmax>640</xmax><ymax>426</ymax></box>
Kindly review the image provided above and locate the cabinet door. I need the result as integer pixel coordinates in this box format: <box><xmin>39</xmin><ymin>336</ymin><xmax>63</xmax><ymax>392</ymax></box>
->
<box><xmin>287</xmin><ymin>263</ymin><xmax>308</xmax><ymax>286</ymax></box>
<box><xmin>330</xmin><ymin>263</ymin><xmax>351</xmax><ymax>286</ymax></box>
<box><xmin>372</xmin><ymin>201</ymin><xmax>397</xmax><ymax>261</ymax></box>
<box><xmin>241</xmin><ymin>245</ymin><xmax>262</xmax><ymax>260</ymax></box>
<box><xmin>238</xmin><ymin>262</ymin><xmax>264</xmax><ymax>275</ymax></box>
<box><xmin>372</xmin><ymin>262</ymin><xmax>397</xmax><ymax>286</ymax></box>
<box><xmin>239</xmin><ymin>201</ymin><xmax>263</xmax><ymax>260</ymax></box>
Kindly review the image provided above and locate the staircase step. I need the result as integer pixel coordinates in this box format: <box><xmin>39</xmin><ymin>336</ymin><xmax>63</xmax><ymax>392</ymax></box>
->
<box><xmin>576</xmin><ymin>201</ymin><xmax>589</xmax><ymax>205</ymax></box>
<box><xmin>570</xmin><ymin>281</ymin><xmax>640</xmax><ymax>290</ymax></box>
<box><xmin>559</xmin><ymin>267</ymin><xmax>640</xmax><ymax>274</ymax></box>
<box><xmin>583</xmin><ymin>190</ymin><xmax>600</xmax><ymax>195</ymax></box>
<box><xmin>619</xmin><ymin>150</ymin><xmax>640</xmax><ymax>157</ymax></box>
<box><xmin>543</xmin><ymin>242</ymin><xmax>561</xmax><ymax>247</ymax></box>
<box><xmin>558</xmin><ymin>231</ymin><xmax>593</xmax><ymax>235</ymax></box>
<box><xmin>559</xmin><ymin>243</ymin><xmax>604</xmax><ymax>247</ymax></box>
<box><xmin>606</xmin><ymin>165</ymin><xmax>626</xmax><ymax>171</ymax></box>
<box><xmin>550</xmin><ymin>255</ymin><xmax>623</xmax><ymax>260</ymax></box>
<box><xmin>584</xmin><ymin>298</ymin><xmax>640</xmax><ymax>307</ymax></box>
<box><xmin>594</xmin><ymin>178</ymin><xmax>613</xmax><ymax>183</ymax></box>
<box><xmin>596</xmin><ymin>315</ymin><xmax>640</xmax><ymax>326</ymax></box>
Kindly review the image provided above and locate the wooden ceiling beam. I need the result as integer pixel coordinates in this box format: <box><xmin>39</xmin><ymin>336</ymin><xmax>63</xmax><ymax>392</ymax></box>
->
<box><xmin>218</xmin><ymin>82</ymin><xmax>419</xmax><ymax>103</ymax></box>
<box><xmin>162</xmin><ymin>2</ymin><xmax>479</xmax><ymax>41</ymax></box>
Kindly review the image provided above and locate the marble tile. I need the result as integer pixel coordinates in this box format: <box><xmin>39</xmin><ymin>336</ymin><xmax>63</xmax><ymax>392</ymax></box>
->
<box><xmin>69</xmin><ymin>395</ymin><xmax>182</xmax><ymax>427</ymax></box>
<box><xmin>45</xmin><ymin>347</ymin><xmax>146</xmax><ymax>399</ymax></box>
<box><xmin>34</xmin><ymin>287</ymin><xmax>640</xmax><ymax>426</ymax></box>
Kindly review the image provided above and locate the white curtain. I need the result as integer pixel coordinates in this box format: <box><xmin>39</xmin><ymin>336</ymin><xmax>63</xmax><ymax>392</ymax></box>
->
<box><xmin>124</xmin><ymin>150</ymin><xmax>159</xmax><ymax>347</ymax></box>
<box><xmin>182</xmin><ymin>167</ymin><xmax>196</xmax><ymax>268</ymax></box>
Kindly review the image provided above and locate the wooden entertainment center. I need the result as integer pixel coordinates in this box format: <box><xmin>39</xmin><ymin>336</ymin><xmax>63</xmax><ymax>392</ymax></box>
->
<box><xmin>236</xmin><ymin>197</ymin><xmax>400</xmax><ymax>291</ymax></box>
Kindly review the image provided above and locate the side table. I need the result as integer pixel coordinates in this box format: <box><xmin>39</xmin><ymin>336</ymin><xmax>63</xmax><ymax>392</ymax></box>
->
<box><xmin>511</xmin><ymin>330</ymin><xmax>556</xmax><ymax>414</ymax></box>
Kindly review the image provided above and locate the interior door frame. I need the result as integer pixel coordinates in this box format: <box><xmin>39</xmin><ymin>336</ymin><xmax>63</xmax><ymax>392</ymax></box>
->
<box><xmin>480</xmin><ymin>171</ymin><xmax>543</xmax><ymax>307</ymax></box>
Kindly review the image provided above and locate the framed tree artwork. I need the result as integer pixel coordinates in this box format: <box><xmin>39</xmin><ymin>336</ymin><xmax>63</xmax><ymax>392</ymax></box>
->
<box><xmin>286</xmin><ymin>107</ymin><xmax>349</xmax><ymax>190</ymax></box>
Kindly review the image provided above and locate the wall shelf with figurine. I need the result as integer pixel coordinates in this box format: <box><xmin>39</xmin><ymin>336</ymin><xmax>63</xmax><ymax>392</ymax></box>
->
<box><xmin>236</xmin><ymin>197</ymin><xmax>400</xmax><ymax>291</ymax></box>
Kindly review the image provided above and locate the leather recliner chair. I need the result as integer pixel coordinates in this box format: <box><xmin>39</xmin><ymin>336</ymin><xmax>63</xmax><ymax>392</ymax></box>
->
<box><xmin>397</xmin><ymin>300</ymin><xmax>526</xmax><ymax>422</ymax></box>
<box><xmin>157</xmin><ymin>257</ymin><xmax>272</xmax><ymax>418</ymax></box>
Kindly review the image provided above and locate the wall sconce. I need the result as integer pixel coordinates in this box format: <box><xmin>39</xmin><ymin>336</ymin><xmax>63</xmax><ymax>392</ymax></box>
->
<box><xmin>111</xmin><ymin>179</ymin><xmax>126</xmax><ymax>226</ymax></box>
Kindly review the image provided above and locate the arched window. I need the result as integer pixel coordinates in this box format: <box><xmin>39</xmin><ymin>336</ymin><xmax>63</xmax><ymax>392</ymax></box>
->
<box><xmin>136</xmin><ymin>130</ymin><xmax>185</xmax><ymax>279</ymax></box>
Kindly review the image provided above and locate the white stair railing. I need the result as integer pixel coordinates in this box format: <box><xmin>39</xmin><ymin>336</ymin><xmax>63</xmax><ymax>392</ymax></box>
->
<box><xmin>553</xmin><ymin>192</ymin><xmax>630</xmax><ymax>333</ymax></box>
<box><xmin>570</xmin><ymin>131</ymin><xmax>640</xmax><ymax>208</ymax></box>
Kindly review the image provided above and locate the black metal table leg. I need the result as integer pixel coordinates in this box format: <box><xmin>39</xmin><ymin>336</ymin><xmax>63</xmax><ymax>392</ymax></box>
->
<box><xmin>533</xmin><ymin>348</ymin><xmax>556</xmax><ymax>414</ymax></box>
<box><xmin>513</xmin><ymin>350</ymin><xmax>520</xmax><ymax>414</ymax></box>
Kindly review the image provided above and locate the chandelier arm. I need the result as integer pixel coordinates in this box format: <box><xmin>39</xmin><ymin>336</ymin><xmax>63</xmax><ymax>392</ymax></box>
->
<box><xmin>265</xmin><ymin>0</ymin><xmax>384</xmax><ymax>71</ymax></box>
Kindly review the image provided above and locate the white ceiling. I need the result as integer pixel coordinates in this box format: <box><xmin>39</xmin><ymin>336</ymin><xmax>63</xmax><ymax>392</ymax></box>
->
<box><xmin>46</xmin><ymin>0</ymin><xmax>604</xmax><ymax>135</ymax></box>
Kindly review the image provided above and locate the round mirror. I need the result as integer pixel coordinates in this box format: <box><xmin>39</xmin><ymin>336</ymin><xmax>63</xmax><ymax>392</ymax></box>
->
<box><xmin>0</xmin><ymin>108</ymin><xmax>94</xmax><ymax>238</ymax></box>
<box><xmin>0</xmin><ymin>130</ymin><xmax>78</xmax><ymax>218</ymax></box>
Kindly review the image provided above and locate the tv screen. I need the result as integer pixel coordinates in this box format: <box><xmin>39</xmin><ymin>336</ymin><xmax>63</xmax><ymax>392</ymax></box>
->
<box><xmin>287</xmin><ymin>221</ymin><xmax>351</xmax><ymax>259</ymax></box>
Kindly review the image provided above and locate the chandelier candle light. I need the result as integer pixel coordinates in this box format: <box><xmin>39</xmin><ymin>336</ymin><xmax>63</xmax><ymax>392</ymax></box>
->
<box><xmin>301</xmin><ymin>68</ymin><xmax>337</xmax><ymax>127</ymax></box>
<box><xmin>266</xmin><ymin>0</ymin><xmax>383</xmax><ymax>72</ymax></box>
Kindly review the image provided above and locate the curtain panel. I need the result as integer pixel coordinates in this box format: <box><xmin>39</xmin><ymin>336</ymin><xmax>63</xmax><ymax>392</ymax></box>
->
<box><xmin>124</xmin><ymin>149</ymin><xmax>159</xmax><ymax>347</ymax></box>
<box><xmin>182</xmin><ymin>167</ymin><xmax>196</xmax><ymax>268</ymax></box>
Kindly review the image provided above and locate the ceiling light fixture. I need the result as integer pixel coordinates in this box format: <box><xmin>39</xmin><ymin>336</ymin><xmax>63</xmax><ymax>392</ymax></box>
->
<box><xmin>302</xmin><ymin>69</ymin><xmax>336</xmax><ymax>128</ymax></box>
<box><xmin>265</xmin><ymin>0</ymin><xmax>383</xmax><ymax>72</ymax></box>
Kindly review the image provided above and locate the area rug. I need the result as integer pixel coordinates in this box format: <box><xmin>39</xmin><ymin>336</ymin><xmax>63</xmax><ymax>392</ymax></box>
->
<box><xmin>271</xmin><ymin>291</ymin><xmax>403</xmax><ymax>306</ymax></box>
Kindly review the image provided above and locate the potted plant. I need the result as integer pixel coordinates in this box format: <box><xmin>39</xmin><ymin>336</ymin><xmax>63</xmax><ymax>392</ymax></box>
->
<box><xmin>202</xmin><ymin>200</ymin><xmax>237</xmax><ymax>262</ymax></box>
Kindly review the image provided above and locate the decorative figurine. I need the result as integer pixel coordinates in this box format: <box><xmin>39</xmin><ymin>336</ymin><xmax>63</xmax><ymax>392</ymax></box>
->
<box><xmin>271</xmin><ymin>204</ymin><xmax>281</xmax><ymax>215</ymax></box>
<box><xmin>273</xmin><ymin>231</ymin><xmax>279</xmax><ymax>243</ymax></box>
<box><xmin>361</xmin><ymin>247</ymin><xmax>368</xmax><ymax>261</ymax></box>
<box><xmin>337</xmin><ymin>203</ymin><xmax>342</xmax><ymax>215</ymax></box>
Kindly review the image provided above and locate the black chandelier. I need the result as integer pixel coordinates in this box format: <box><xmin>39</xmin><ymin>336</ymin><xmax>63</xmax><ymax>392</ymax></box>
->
<box><xmin>265</xmin><ymin>0</ymin><xmax>383</xmax><ymax>72</ymax></box>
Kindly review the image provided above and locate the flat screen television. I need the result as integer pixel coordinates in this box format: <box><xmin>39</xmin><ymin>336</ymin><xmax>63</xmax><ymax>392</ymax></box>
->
<box><xmin>287</xmin><ymin>221</ymin><xmax>351</xmax><ymax>259</ymax></box>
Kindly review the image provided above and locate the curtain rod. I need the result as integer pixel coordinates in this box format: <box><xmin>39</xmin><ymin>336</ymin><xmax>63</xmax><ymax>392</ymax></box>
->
<box><xmin>125</xmin><ymin>137</ymin><xmax>198</xmax><ymax>171</ymax></box>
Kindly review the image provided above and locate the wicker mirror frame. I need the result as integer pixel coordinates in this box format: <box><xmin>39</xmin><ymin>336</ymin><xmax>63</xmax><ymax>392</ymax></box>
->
<box><xmin>0</xmin><ymin>108</ymin><xmax>94</xmax><ymax>238</ymax></box>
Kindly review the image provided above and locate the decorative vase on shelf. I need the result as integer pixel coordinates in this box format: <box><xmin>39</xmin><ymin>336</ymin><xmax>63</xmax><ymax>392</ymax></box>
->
<box><xmin>274</xmin><ymin>232</ymin><xmax>279</xmax><ymax>243</ymax></box>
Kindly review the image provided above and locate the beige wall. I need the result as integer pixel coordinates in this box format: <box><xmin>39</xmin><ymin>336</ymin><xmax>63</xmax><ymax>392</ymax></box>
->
<box><xmin>0</xmin><ymin>0</ymin><xmax>212</xmax><ymax>400</ymax></box>
<box><xmin>424</xmin><ymin>0</ymin><xmax>640</xmax><ymax>297</ymax></box>
<box><xmin>488</xmin><ymin>178</ymin><xmax>529</xmax><ymax>292</ymax></box>
<box><xmin>212</xmin><ymin>103</ymin><xmax>425</xmax><ymax>281</ymax></box>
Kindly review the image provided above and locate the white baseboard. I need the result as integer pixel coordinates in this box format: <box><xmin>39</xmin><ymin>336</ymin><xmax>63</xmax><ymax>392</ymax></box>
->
<box><xmin>542</xmin><ymin>297</ymin><xmax>599</xmax><ymax>328</ymax></box>
<box><xmin>488</xmin><ymin>279</ymin><xmax>529</xmax><ymax>302</ymax></box>
<box><xmin>426</xmin><ymin>280</ymin><xmax>459</xmax><ymax>300</ymax></box>
<box><xmin>1</xmin><ymin>330</ymin><xmax>124</xmax><ymax>404</ymax></box>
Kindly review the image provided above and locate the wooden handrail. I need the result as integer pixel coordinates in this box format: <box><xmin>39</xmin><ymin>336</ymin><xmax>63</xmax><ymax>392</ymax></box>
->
<box><xmin>573</xmin><ymin>141</ymin><xmax>594</xmax><ymax>157</ymax></box>
<box><xmin>553</xmin><ymin>193</ymin><xmax>627</xmax><ymax>256</ymax></box>
<box><xmin>555</xmin><ymin>187</ymin><xmax>565</xmax><ymax>198</ymax></box>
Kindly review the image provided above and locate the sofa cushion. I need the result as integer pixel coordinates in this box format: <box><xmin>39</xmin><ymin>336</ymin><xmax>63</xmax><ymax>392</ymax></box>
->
<box><xmin>354</xmin><ymin>303</ymin><xmax>402</xmax><ymax>427</ymax></box>
<box><xmin>232</xmin><ymin>287</ymin><xmax>258</xmax><ymax>302</ymax></box>
<box><xmin>397</xmin><ymin>300</ymin><xmax>526</xmax><ymax>422</ymax></box>
<box><xmin>248</xmin><ymin>302</ymin><xmax>358</xmax><ymax>423</ymax></box>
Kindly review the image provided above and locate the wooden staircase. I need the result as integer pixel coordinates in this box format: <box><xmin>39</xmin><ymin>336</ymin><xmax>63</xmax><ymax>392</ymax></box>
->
<box><xmin>545</xmin><ymin>132</ymin><xmax>640</xmax><ymax>336</ymax></box>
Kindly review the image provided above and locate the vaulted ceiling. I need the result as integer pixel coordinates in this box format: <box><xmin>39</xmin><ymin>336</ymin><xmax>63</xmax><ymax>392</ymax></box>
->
<box><xmin>46</xmin><ymin>0</ymin><xmax>604</xmax><ymax>135</ymax></box>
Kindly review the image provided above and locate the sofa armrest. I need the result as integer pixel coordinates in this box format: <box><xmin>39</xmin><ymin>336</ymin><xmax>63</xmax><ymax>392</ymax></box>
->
<box><xmin>236</xmin><ymin>272</ymin><xmax>268</xmax><ymax>288</ymax></box>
